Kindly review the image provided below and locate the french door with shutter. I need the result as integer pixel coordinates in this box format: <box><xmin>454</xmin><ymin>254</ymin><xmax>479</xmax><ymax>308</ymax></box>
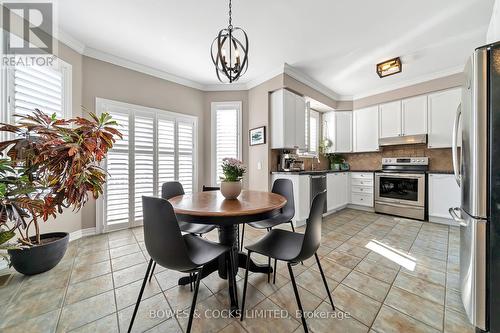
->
<box><xmin>97</xmin><ymin>98</ymin><xmax>197</xmax><ymax>232</ymax></box>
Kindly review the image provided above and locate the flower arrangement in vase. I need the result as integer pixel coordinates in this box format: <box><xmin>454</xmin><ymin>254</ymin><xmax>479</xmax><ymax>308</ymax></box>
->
<box><xmin>220</xmin><ymin>158</ymin><xmax>246</xmax><ymax>199</ymax></box>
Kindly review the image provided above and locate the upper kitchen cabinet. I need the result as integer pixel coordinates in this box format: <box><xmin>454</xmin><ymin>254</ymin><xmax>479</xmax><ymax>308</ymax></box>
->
<box><xmin>270</xmin><ymin>89</ymin><xmax>306</xmax><ymax>149</ymax></box>
<box><xmin>379</xmin><ymin>101</ymin><xmax>402</xmax><ymax>138</ymax></box>
<box><xmin>402</xmin><ymin>95</ymin><xmax>427</xmax><ymax>136</ymax></box>
<box><xmin>427</xmin><ymin>88</ymin><xmax>461</xmax><ymax>148</ymax></box>
<box><xmin>323</xmin><ymin>111</ymin><xmax>352</xmax><ymax>153</ymax></box>
<box><xmin>353</xmin><ymin>106</ymin><xmax>379</xmax><ymax>152</ymax></box>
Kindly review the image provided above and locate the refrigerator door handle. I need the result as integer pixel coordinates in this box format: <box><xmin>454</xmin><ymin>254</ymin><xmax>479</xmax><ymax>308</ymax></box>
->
<box><xmin>452</xmin><ymin>104</ymin><xmax>462</xmax><ymax>187</ymax></box>
<box><xmin>449</xmin><ymin>207</ymin><xmax>468</xmax><ymax>227</ymax></box>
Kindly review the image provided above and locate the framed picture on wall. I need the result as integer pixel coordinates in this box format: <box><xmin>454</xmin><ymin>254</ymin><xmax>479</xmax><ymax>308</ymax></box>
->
<box><xmin>249</xmin><ymin>126</ymin><xmax>266</xmax><ymax>146</ymax></box>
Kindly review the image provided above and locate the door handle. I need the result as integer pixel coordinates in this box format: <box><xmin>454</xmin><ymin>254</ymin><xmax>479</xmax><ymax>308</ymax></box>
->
<box><xmin>449</xmin><ymin>207</ymin><xmax>468</xmax><ymax>227</ymax></box>
<box><xmin>452</xmin><ymin>104</ymin><xmax>462</xmax><ymax>187</ymax></box>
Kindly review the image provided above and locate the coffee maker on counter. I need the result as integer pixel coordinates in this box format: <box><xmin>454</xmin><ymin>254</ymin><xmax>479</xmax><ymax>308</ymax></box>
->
<box><xmin>279</xmin><ymin>152</ymin><xmax>304</xmax><ymax>171</ymax></box>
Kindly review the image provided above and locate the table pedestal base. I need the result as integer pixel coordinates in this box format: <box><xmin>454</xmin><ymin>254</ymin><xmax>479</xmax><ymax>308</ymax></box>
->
<box><xmin>178</xmin><ymin>225</ymin><xmax>272</xmax><ymax>312</ymax></box>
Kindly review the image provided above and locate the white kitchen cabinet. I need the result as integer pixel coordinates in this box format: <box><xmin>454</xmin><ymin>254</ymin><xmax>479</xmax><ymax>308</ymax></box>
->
<box><xmin>270</xmin><ymin>89</ymin><xmax>306</xmax><ymax>149</ymax></box>
<box><xmin>427</xmin><ymin>88</ymin><xmax>461</xmax><ymax>148</ymax></box>
<box><xmin>349</xmin><ymin>172</ymin><xmax>374</xmax><ymax>207</ymax></box>
<box><xmin>379</xmin><ymin>101</ymin><xmax>402</xmax><ymax>138</ymax></box>
<box><xmin>428</xmin><ymin>173</ymin><xmax>461</xmax><ymax>223</ymax></box>
<box><xmin>323</xmin><ymin>111</ymin><xmax>352</xmax><ymax>153</ymax></box>
<box><xmin>402</xmin><ymin>95</ymin><xmax>427</xmax><ymax>136</ymax></box>
<box><xmin>327</xmin><ymin>172</ymin><xmax>349</xmax><ymax>211</ymax></box>
<box><xmin>271</xmin><ymin>174</ymin><xmax>310</xmax><ymax>226</ymax></box>
<box><xmin>353</xmin><ymin>106</ymin><xmax>379</xmax><ymax>152</ymax></box>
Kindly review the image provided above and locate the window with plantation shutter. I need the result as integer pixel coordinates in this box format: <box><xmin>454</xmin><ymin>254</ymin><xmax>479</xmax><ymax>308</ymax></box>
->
<box><xmin>6</xmin><ymin>60</ymin><xmax>72</xmax><ymax>124</ymax></box>
<box><xmin>309</xmin><ymin>110</ymin><xmax>320</xmax><ymax>153</ymax></box>
<box><xmin>97</xmin><ymin>99</ymin><xmax>197</xmax><ymax>232</ymax></box>
<box><xmin>211</xmin><ymin>102</ymin><xmax>242</xmax><ymax>185</ymax></box>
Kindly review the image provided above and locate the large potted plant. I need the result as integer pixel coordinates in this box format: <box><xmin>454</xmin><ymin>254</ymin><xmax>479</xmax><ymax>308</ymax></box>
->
<box><xmin>220</xmin><ymin>158</ymin><xmax>246</xmax><ymax>199</ymax></box>
<box><xmin>0</xmin><ymin>110</ymin><xmax>121</xmax><ymax>275</ymax></box>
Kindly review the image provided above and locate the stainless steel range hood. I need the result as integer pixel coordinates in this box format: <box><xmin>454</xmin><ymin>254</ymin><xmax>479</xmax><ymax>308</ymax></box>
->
<box><xmin>378</xmin><ymin>134</ymin><xmax>427</xmax><ymax>146</ymax></box>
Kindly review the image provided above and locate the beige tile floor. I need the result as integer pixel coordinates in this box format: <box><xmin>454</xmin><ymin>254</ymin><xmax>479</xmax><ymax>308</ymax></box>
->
<box><xmin>0</xmin><ymin>209</ymin><xmax>475</xmax><ymax>333</ymax></box>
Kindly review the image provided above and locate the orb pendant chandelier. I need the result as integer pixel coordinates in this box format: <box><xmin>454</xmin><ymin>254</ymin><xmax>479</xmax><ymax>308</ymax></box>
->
<box><xmin>211</xmin><ymin>0</ymin><xmax>249</xmax><ymax>83</ymax></box>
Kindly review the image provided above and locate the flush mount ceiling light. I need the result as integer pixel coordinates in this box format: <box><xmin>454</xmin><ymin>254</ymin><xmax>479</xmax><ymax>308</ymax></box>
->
<box><xmin>376</xmin><ymin>57</ymin><xmax>402</xmax><ymax>78</ymax></box>
<box><xmin>211</xmin><ymin>0</ymin><xmax>249</xmax><ymax>83</ymax></box>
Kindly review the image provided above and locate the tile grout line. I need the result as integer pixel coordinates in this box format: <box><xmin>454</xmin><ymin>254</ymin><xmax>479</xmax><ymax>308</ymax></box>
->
<box><xmin>364</xmin><ymin>217</ymin><xmax>424</xmax><ymax>331</ymax></box>
<box><xmin>55</xmin><ymin>240</ymin><xmax>81</xmax><ymax>332</ymax></box>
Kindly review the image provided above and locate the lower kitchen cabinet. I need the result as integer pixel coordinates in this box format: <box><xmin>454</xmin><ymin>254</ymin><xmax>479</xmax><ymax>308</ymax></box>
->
<box><xmin>326</xmin><ymin>172</ymin><xmax>349</xmax><ymax>211</ymax></box>
<box><xmin>271</xmin><ymin>174</ymin><xmax>310</xmax><ymax>226</ymax></box>
<box><xmin>428</xmin><ymin>173</ymin><xmax>460</xmax><ymax>224</ymax></box>
<box><xmin>350</xmin><ymin>172</ymin><xmax>374</xmax><ymax>207</ymax></box>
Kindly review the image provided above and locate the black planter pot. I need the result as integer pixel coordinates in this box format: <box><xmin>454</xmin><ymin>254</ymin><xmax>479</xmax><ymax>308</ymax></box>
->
<box><xmin>8</xmin><ymin>232</ymin><xmax>69</xmax><ymax>275</ymax></box>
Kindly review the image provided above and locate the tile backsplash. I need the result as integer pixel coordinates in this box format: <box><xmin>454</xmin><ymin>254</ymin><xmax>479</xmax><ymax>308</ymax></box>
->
<box><xmin>271</xmin><ymin>144</ymin><xmax>453</xmax><ymax>172</ymax></box>
<box><xmin>343</xmin><ymin>144</ymin><xmax>453</xmax><ymax>171</ymax></box>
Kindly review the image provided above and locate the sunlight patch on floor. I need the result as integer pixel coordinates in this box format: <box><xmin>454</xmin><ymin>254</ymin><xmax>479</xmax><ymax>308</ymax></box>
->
<box><xmin>365</xmin><ymin>239</ymin><xmax>417</xmax><ymax>271</ymax></box>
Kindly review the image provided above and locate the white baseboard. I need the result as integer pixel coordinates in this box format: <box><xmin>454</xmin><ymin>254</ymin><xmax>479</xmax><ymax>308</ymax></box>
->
<box><xmin>69</xmin><ymin>227</ymin><xmax>96</xmax><ymax>242</ymax></box>
<box><xmin>428</xmin><ymin>216</ymin><xmax>455</xmax><ymax>226</ymax></box>
<box><xmin>347</xmin><ymin>204</ymin><xmax>375</xmax><ymax>212</ymax></box>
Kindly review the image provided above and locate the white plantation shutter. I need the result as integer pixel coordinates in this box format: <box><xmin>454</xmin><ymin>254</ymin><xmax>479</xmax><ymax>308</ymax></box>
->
<box><xmin>309</xmin><ymin>110</ymin><xmax>320</xmax><ymax>153</ymax></box>
<box><xmin>157</xmin><ymin>118</ymin><xmax>175</xmax><ymax>195</ymax></box>
<box><xmin>178</xmin><ymin>121</ymin><xmax>195</xmax><ymax>193</ymax></box>
<box><xmin>105</xmin><ymin>110</ymin><xmax>130</xmax><ymax>226</ymax></box>
<box><xmin>134</xmin><ymin>115</ymin><xmax>155</xmax><ymax>222</ymax></box>
<box><xmin>100</xmin><ymin>99</ymin><xmax>197</xmax><ymax>231</ymax></box>
<box><xmin>212</xmin><ymin>102</ymin><xmax>242</xmax><ymax>184</ymax></box>
<box><xmin>7</xmin><ymin>61</ymin><xmax>71</xmax><ymax>123</ymax></box>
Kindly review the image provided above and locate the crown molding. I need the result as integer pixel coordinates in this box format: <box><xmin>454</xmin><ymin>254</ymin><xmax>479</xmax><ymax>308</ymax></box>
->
<box><xmin>283</xmin><ymin>63</ymin><xmax>348</xmax><ymax>101</ymax></box>
<box><xmin>83</xmin><ymin>47</ymin><xmax>205</xmax><ymax>90</ymax></box>
<box><xmin>352</xmin><ymin>65</ymin><xmax>464</xmax><ymax>100</ymax></box>
<box><xmin>58</xmin><ymin>30</ymin><xmax>86</xmax><ymax>54</ymax></box>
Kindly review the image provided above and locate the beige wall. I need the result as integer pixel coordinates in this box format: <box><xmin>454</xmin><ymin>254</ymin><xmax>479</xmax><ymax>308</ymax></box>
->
<box><xmin>202</xmin><ymin>91</ymin><xmax>249</xmax><ymax>188</ymax></box>
<box><xmin>353</xmin><ymin>73</ymin><xmax>464</xmax><ymax>109</ymax></box>
<box><xmin>81</xmin><ymin>56</ymin><xmax>206</xmax><ymax>230</ymax></box>
<box><xmin>247</xmin><ymin>74</ymin><xmax>284</xmax><ymax>191</ymax></box>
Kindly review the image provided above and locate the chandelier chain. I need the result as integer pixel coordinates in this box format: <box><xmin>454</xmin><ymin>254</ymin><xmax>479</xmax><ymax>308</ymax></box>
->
<box><xmin>228</xmin><ymin>0</ymin><xmax>232</xmax><ymax>29</ymax></box>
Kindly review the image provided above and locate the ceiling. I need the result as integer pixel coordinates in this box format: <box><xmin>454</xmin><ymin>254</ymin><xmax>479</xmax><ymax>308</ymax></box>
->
<box><xmin>57</xmin><ymin>0</ymin><xmax>494</xmax><ymax>99</ymax></box>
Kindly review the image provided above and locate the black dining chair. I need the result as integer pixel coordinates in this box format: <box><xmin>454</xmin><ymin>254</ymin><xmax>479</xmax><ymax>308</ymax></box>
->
<box><xmin>239</xmin><ymin>178</ymin><xmax>296</xmax><ymax>282</ymax></box>
<box><xmin>128</xmin><ymin>196</ymin><xmax>235</xmax><ymax>333</ymax></box>
<box><xmin>239</xmin><ymin>191</ymin><xmax>334</xmax><ymax>332</ymax></box>
<box><xmin>148</xmin><ymin>182</ymin><xmax>217</xmax><ymax>284</ymax></box>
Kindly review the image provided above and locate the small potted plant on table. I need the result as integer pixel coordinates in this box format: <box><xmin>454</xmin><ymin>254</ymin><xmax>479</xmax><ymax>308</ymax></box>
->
<box><xmin>0</xmin><ymin>110</ymin><xmax>121</xmax><ymax>275</ymax></box>
<box><xmin>326</xmin><ymin>153</ymin><xmax>345</xmax><ymax>171</ymax></box>
<box><xmin>220</xmin><ymin>158</ymin><xmax>246</xmax><ymax>199</ymax></box>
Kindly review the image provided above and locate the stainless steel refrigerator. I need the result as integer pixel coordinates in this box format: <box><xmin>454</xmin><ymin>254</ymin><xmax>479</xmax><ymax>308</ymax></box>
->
<box><xmin>450</xmin><ymin>41</ymin><xmax>500</xmax><ymax>332</ymax></box>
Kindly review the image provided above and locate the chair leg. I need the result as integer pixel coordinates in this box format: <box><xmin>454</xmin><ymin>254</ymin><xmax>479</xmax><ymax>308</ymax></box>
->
<box><xmin>290</xmin><ymin>221</ymin><xmax>295</xmax><ymax>232</ymax></box>
<box><xmin>287</xmin><ymin>263</ymin><xmax>308</xmax><ymax>332</ymax></box>
<box><xmin>267</xmin><ymin>256</ymin><xmax>271</xmax><ymax>283</ymax></box>
<box><xmin>148</xmin><ymin>261</ymin><xmax>156</xmax><ymax>283</ymax></box>
<box><xmin>314</xmin><ymin>253</ymin><xmax>335</xmax><ymax>311</ymax></box>
<box><xmin>227</xmin><ymin>250</ymin><xmax>238</xmax><ymax>312</ymax></box>
<box><xmin>240</xmin><ymin>251</ymin><xmax>252</xmax><ymax>321</ymax></box>
<box><xmin>273</xmin><ymin>259</ymin><xmax>277</xmax><ymax>284</ymax></box>
<box><xmin>128</xmin><ymin>259</ymin><xmax>153</xmax><ymax>333</ymax></box>
<box><xmin>186</xmin><ymin>267</ymin><xmax>203</xmax><ymax>333</ymax></box>
<box><xmin>189</xmin><ymin>273</ymin><xmax>193</xmax><ymax>292</ymax></box>
<box><xmin>240</xmin><ymin>224</ymin><xmax>245</xmax><ymax>251</ymax></box>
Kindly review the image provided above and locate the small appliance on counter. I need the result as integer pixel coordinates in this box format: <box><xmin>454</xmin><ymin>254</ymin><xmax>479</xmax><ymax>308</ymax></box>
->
<box><xmin>279</xmin><ymin>153</ymin><xmax>304</xmax><ymax>171</ymax></box>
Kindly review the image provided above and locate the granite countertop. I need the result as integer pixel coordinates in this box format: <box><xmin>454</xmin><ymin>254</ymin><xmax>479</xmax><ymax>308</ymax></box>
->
<box><xmin>272</xmin><ymin>170</ymin><xmax>454</xmax><ymax>175</ymax></box>
<box><xmin>271</xmin><ymin>170</ymin><xmax>376</xmax><ymax>175</ymax></box>
<box><xmin>427</xmin><ymin>170</ymin><xmax>454</xmax><ymax>174</ymax></box>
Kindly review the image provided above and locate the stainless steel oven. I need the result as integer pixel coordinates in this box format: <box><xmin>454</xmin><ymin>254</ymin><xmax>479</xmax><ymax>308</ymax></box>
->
<box><xmin>374</xmin><ymin>157</ymin><xmax>428</xmax><ymax>220</ymax></box>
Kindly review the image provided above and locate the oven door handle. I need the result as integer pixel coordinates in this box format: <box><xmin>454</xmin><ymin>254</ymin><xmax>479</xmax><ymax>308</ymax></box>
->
<box><xmin>376</xmin><ymin>201</ymin><xmax>422</xmax><ymax>209</ymax></box>
<box><xmin>375</xmin><ymin>172</ymin><xmax>424</xmax><ymax>179</ymax></box>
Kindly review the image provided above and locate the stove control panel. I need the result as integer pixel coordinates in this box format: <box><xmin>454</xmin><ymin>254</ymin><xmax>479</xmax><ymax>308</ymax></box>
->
<box><xmin>382</xmin><ymin>157</ymin><xmax>429</xmax><ymax>166</ymax></box>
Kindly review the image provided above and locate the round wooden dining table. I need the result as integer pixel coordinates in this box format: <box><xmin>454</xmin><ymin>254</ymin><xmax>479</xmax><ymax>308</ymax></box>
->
<box><xmin>168</xmin><ymin>190</ymin><xmax>287</xmax><ymax>312</ymax></box>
